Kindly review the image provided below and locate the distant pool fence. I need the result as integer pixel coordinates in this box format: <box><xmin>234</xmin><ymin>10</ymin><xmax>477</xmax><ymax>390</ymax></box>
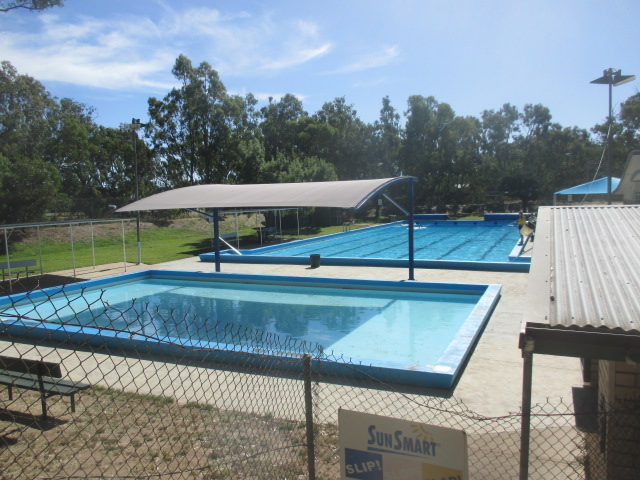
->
<box><xmin>1</xmin><ymin>287</ymin><xmax>636</xmax><ymax>479</ymax></box>
<box><xmin>1</xmin><ymin>218</ymin><xmax>139</xmax><ymax>293</ymax></box>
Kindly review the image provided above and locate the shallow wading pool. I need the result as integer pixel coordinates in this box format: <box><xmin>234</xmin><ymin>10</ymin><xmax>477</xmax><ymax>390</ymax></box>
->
<box><xmin>0</xmin><ymin>270</ymin><xmax>501</xmax><ymax>389</ymax></box>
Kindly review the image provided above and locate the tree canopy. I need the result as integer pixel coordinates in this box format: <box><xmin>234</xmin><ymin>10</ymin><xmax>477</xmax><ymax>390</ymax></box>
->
<box><xmin>0</xmin><ymin>0</ymin><xmax>63</xmax><ymax>12</ymax></box>
<box><xmin>1</xmin><ymin>56</ymin><xmax>638</xmax><ymax>224</ymax></box>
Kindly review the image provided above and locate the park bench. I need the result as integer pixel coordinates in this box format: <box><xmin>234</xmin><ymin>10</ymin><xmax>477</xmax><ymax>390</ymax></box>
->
<box><xmin>0</xmin><ymin>355</ymin><xmax>90</xmax><ymax>419</ymax></box>
<box><xmin>1</xmin><ymin>259</ymin><xmax>39</xmax><ymax>281</ymax></box>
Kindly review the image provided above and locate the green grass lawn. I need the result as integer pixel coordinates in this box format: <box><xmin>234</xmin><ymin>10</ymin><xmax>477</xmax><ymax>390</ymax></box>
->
<box><xmin>1</xmin><ymin>219</ymin><xmax>384</xmax><ymax>274</ymax></box>
<box><xmin>3</xmin><ymin>214</ymin><xmax>486</xmax><ymax>274</ymax></box>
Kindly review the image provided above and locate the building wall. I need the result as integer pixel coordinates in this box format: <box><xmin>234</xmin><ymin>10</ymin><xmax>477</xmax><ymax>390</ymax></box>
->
<box><xmin>613</xmin><ymin>150</ymin><xmax>640</xmax><ymax>204</ymax></box>
<box><xmin>595</xmin><ymin>360</ymin><xmax>640</xmax><ymax>479</ymax></box>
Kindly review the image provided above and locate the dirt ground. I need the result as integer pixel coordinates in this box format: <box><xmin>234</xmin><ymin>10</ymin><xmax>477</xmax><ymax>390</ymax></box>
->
<box><xmin>0</xmin><ymin>385</ymin><xmax>335</xmax><ymax>479</ymax></box>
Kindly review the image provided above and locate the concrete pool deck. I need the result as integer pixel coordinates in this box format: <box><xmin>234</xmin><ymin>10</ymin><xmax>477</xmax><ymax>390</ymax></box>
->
<box><xmin>5</xmin><ymin>239</ymin><xmax>578</xmax><ymax>418</ymax></box>
<box><xmin>47</xmin><ymin>246</ymin><xmax>577</xmax><ymax>418</ymax></box>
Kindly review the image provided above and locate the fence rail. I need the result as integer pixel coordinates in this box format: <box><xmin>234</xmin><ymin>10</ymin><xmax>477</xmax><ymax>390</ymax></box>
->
<box><xmin>0</xmin><ymin>287</ymin><xmax>636</xmax><ymax>479</ymax></box>
<box><xmin>1</xmin><ymin>219</ymin><xmax>137</xmax><ymax>294</ymax></box>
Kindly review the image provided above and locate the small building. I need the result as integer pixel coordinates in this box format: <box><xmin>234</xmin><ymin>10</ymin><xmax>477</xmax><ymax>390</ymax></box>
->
<box><xmin>520</xmin><ymin>205</ymin><xmax>640</xmax><ymax>479</ymax></box>
<box><xmin>613</xmin><ymin>150</ymin><xmax>640</xmax><ymax>204</ymax></box>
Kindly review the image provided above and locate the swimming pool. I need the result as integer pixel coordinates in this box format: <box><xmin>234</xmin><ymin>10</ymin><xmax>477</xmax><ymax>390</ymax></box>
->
<box><xmin>0</xmin><ymin>270</ymin><xmax>501</xmax><ymax>389</ymax></box>
<box><xmin>200</xmin><ymin>218</ymin><xmax>530</xmax><ymax>272</ymax></box>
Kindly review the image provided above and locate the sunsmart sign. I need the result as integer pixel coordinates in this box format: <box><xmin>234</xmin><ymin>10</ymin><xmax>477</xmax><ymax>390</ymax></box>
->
<box><xmin>339</xmin><ymin>409</ymin><xmax>468</xmax><ymax>480</ymax></box>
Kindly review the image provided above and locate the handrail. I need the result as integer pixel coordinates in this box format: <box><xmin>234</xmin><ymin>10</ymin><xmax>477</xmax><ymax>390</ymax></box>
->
<box><xmin>218</xmin><ymin>236</ymin><xmax>242</xmax><ymax>255</ymax></box>
<box><xmin>517</xmin><ymin>234</ymin><xmax>531</xmax><ymax>256</ymax></box>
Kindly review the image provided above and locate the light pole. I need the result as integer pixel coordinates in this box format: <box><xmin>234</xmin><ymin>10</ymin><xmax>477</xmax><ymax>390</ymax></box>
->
<box><xmin>590</xmin><ymin>68</ymin><xmax>635</xmax><ymax>204</ymax></box>
<box><xmin>126</xmin><ymin>118</ymin><xmax>147</xmax><ymax>264</ymax></box>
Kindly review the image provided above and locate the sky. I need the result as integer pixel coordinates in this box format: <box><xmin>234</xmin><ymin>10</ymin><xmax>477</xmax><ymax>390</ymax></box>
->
<box><xmin>1</xmin><ymin>0</ymin><xmax>639</xmax><ymax>132</ymax></box>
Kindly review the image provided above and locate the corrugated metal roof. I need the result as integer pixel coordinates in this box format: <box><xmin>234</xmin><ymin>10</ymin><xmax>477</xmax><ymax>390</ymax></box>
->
<box><xmin>524</xmin><ymin>205</ymin><xmax>640</xmax><ymax>334</ymax></box>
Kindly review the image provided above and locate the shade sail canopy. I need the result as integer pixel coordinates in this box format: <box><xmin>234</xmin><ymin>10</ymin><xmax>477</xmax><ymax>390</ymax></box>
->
<box><xmin>554</xmin><ymin>177</ymin><xmax>620</xmax><ymax>196</ymax></box>
<box><xmin>116</xmin><ymin>177</ymin><xmax>413</xmax><ymax>212</ymax></box>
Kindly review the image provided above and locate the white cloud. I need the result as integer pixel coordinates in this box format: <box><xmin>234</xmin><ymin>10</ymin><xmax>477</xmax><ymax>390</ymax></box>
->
<box><xmin>328</xmin><ymin>45</ymin><xmax>400</xmax><ymax>75</ymax></box>
<box><xmin>162</xmin><ymin>8</ymin><xmax>333</xmax><ymax>76</ymax></box>
<box><xmin>0</xmin><ymin>13</ymin><xmax>173</xmax><ymax>91</ymax></box>
<box><xmin>0</xmin><ymin>7</ymin><xmax>332</xmax><ymax>92</ymax></box>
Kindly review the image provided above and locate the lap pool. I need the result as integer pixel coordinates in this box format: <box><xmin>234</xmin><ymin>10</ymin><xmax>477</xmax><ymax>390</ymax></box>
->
<box><xmin>0</xmin><ymin>270</ymin><xmax>501</xmax><ymax>389</ymax></box>
<box><xmin>201</xmin><ymin>218</ymin><xmax>531</xmax><ymax>272</ymax></box>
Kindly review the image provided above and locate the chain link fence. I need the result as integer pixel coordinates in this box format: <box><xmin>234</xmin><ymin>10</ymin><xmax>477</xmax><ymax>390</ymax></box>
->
<box><xmin>0</xmin><ymin>286</ymin><xmax>637</xmax><ymax>479</ymax></box>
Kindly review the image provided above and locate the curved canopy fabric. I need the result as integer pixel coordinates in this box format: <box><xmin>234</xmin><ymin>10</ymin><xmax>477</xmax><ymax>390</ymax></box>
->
<box><xmin>554</xmin><ymin>177</ymin><xmax>620</xmax><ymax>196</ymax></box>
<box><xmin>116</xmin><ymin>177</ymin><xmax>411</xmax><ymax>213</ymax></box>
<box><xmin>116</xmin><ymin>176</ymin><xmax>418</xmax><ymax>280</ymax></box>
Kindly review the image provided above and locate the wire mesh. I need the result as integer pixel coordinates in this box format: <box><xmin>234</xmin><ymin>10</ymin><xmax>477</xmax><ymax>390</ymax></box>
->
<box><xmin>0</xmin><ymin>286</ymin><xmax>635</xmax><ymax>479</ymax></box>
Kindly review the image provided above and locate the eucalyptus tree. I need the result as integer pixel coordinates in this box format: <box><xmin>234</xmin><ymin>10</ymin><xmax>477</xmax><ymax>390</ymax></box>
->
<box><xmin>482</xmin><ymin>103</ymin><xmax>585</xmax><ymax>209</ymax></box>
<box><xmin>614</xmin><ymin>92</ymin><xmax>640</xmax><ymax>166</ymax></box>
<box><xmin>401</xmin><ymin>95</ymin><xmax>466</xmax><ymax>210</ymax></box>
<box><xmin>89</xmin><ymin>125</ymin><xmax>156</xmax><ymax>205</ymax></box>
<box><xmin>47</xmin><ymin>99</ymin><xmax>100</xmax><ymax>206</ymax></box>
<box><xmin>620</xmin><ymin>93</ymin><xmax>640</xmax><ymax>135</ymax></box>
<box><xmin>0</xmin><ymin>0</ymin><xmax>63</xmax><ymax>12</ymax></box>
<box><xmin>224</xmin><ymin>92</ymin><xmax>266</xmax><ymax>185</ymax></box>
<box><xmin>372</xmin><ymin>96</ymin><xmax>402</xmax><ymax>178</ymax></box>
<box><xmin>479</xmin><ymin>103</ymin><xmax>520</xmax><ymax>186</ymax></box>
<box><xmin>259</xmin><ymin>151</ymin><xmax>337</xmax><ymax>184</ymax></box>
<box><xmin>148</xmin><ymin>55</ymin><xmax>237</xmax><ymax>187</ymax></box>
<box><xmin>307</xmin><ymin>97</ymin><xmax>373</xmax><ymax>180</ymax></box>
<box><xmin>0</xmin><ymin>61</ymin><xmax>59</xmax><ymax>223</ymax></box>
<box><xmin>540</xmin><ymin>126</ymin><xmax>598</xmax><ymax>200</ymax></box>
<box><xmin>260</xmin><ymin>94</ymin><xmax>306</xmax><ymax>164</ymax></box>
<box><xmin>517</xmin><ymin>104</ymin><xmax>557</xmax><ymax>195</ymax></box>
<box><xmin>441</xmin><ymin>115</ymin><xmax>483</xmax><ymax>212</ymax></box>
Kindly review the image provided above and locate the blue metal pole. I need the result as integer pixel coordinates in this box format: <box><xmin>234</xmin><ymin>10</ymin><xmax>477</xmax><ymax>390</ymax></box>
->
<box><xmin>213</xmin><ymin>208</ymin><xmax>221</xmax><ymax>272</ymax></box>
<box><xmin>408</xmin><ymin>179</ymin><xmax>415</xmax><ymax>281</ymax></box>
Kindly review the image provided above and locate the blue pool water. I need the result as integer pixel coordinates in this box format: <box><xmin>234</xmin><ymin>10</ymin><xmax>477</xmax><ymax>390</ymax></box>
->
<box><xmin>261</xmin><ymin>222</ymin><xmax>517</xmax><ymax>262</ymax></box>
<box><xmin>201</xmin><ymin>219</ymin><xmax>530</xmax><ymax>272</ymax></box>
<box><xmin>0</xmin><ymin>270</ymin><xmax>501</xmax><ymax>388</ymax></box>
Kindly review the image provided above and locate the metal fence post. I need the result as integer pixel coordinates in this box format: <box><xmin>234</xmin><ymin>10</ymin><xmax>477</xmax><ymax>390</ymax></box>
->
<box><xmin>519</xmin><ymin>336</ymin><xmax>535</xmax><ymax>480</ymax></box>
<box><xmin>303</xmin><ymin>354</ymin><xmax>316</xmax><ymax>480</ymax></box>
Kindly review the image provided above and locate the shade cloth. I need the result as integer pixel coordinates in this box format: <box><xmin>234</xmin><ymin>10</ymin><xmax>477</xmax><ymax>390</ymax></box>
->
<box><xmin>554</xmin><ymin>177</ymin><xmax>620</xmax><ymax>196</ymax></box>
<box><xmin>117</xmin><ymin>178</ymin><xmax>412</xmax><ymax>212</ymax></box>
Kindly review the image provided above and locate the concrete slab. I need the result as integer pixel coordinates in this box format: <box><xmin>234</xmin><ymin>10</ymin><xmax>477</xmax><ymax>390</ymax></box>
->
<box><xmin>6</xmin><ymin>256</ymin><xmax>581</xmax><ymax>418</ymax></box>
<box><xmin>147</xmin><ymin>257</ymin><xmax>582</xmax><ymax>417</ymax></box>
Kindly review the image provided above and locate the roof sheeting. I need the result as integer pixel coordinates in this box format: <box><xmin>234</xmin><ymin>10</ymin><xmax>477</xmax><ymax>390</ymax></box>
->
<box><xmin>524</xmin><ymin>205</ymin><xmax>640</xmax><ymax>333</ymax></box>
<box><xmin>116</xmin><ymin>178</ymin><xmax>411</xmax><ymax>212</ymax></box>
<box><xmin>521</xmin><ymin>205</ymin><xmax>640</xmax><ymax>360</ymax></box>
<box><xmin>554</xmin><ymin>177</ymin><xmax>620</xmax><ymax>195</ymax></box>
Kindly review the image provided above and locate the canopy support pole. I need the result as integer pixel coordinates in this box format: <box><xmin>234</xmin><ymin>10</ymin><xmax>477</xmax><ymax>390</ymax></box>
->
<box><xmin>213</xmin><ymin>208</ymin><xmax>221</xmax><ymax>272</ymax></box>
<box><xmin>407</xmin><ymin>179</ymin><xmax>415</xmax><ymax>281</ymax></box>
<box><xmin>382</xmin><ymin>193</ymin><xmax>409</xmax><ymax>216</ymax></box>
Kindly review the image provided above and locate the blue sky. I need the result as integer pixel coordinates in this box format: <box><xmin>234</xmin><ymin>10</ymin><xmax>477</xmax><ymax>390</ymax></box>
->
<box><xmin>2</xmin><ymin>0</ymin><xmax>639</xmax><ymax>132</ymax></box>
